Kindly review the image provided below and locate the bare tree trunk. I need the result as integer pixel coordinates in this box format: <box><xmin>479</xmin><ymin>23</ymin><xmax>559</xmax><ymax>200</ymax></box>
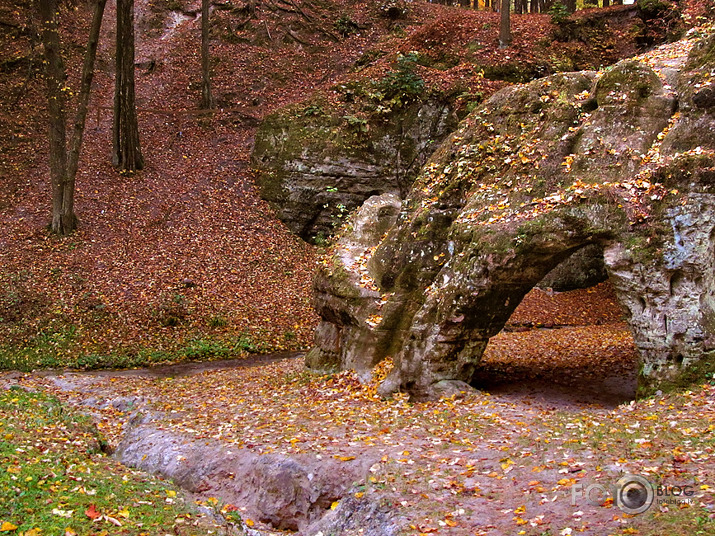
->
<box><xmin>603</xmin><ymin>0</ymin><xmax>610</xmax><ymax>7</ymax></box>
<box><xmin>499</xmin><ymin>0</ymin><xmax>511</xmax><ymax>49</ymax></box>
<box><xmin>113</xmin><ymin>0</ymin><xmax>143</xmax><ymax>171</ymax></box>
<box><xmin>39</xmin><ymin>0</ymin><xmax>107</xmax><ymax>235</ymax></box>
<box><xmin>200</xmin><ymin>0</ymin><xmax>213</xmax><ymax>109</ymax></box>
<box><xmin>530</xmin><ymin>0</ymin><xmax>538</xmax><ymax>13</ymax></box>
<box><xmin>39</xmin><ymin>0</ymin><xmax>72</xmax><ymax>234</ymax></box>
<box><xmin>67</xmin><ymin>0</ymin><xmax>107</xmax><ymax>212</ymax></box>
<box><xmin>564</xmin><ymin>0</ymin><xmax>577</xmax><ymax>12</ymax></box>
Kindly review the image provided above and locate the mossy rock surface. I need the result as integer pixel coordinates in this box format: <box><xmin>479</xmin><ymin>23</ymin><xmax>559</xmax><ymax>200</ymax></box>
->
<box><xmin>252</xmin><ymin>91</ymin><xmax>457</xmax><ymax>242</ymax></box>
<box><xmin>309</xmin><ymin>33</ymin><xmax>715</xmax><ymax>400</ymax></box>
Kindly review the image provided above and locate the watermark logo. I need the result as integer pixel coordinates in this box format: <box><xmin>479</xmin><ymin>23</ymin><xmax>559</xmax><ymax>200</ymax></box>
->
<box><xmin>571</xmin><ymin>474</ymin><xmax>695</xmax><ymax>515</ymax></box>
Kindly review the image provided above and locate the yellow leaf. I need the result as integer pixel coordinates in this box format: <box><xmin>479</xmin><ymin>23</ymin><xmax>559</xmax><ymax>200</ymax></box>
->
<box><xmin>335</xmin><ymin>456</ymin><xmax>355</xmax><ymax>462</ymax></box>
<box><xmin>514</xmin><ymin>505</ymin><xmax>526</xmax><ymax>514</ymax></box>
<box><xmin>165</xmin><ymin>490</ymin><xmax>177</xmax><ymax>498</ymax></box>
<box><xmin>444</xmin><ymin>518</ymin><xmax>457</xmax><ymax>527</ymax></box>
<box><xmin>245</xmin><ymin>519</ymin><xmax>254</xmax><ymax>527</ymax></box>
<box><xmin>64</xmin><ymin>529</ymin><xmax>76</xmax><ymax>536</ymax></box>
<box><xmin>330</xmin><ymin>501</ymin><xmax>339</xmax><ymax>510</ymax></box>
<box><xmin>116</xmin><ymin>509</ymin><xmax>129</xmax><ymax>519</ymax></box>
<box><xmin>0</xmin><ymin>522</ymin><xmax>18</xmax><ymax>532</ymax></box>
<box><xmin>354</xmin><ymin>492</ymin><xmax>364</xmax><ymax>499</ymax></box>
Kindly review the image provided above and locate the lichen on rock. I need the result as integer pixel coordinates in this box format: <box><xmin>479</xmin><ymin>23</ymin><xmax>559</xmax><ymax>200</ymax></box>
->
<box><xmin>308</xmin><ymin>32</ymin><xmax>715</xmax><ymax>400</ymax></box>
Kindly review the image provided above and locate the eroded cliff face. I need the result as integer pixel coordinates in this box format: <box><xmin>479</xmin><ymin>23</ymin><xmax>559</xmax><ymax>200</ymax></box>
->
<box><xmin>307</xmin><ymin>32</ymin><xmax>715</xmax><ymax>400</ymax></box>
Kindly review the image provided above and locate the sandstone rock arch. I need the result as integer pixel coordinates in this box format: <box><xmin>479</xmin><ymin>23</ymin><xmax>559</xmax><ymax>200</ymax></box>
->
<box><xmin>307</xmin><ymin>34</ymin><xmax>715</xmax><ymax>400</ymax></box>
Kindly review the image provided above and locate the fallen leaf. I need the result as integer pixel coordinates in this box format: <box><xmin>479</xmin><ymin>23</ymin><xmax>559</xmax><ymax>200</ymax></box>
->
<box><xmin>85</xmin><ymin>504</ymin><xmax>101</xmax><ymax>520</ymax></box>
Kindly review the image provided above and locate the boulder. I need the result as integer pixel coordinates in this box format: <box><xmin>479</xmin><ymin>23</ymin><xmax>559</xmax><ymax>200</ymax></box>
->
<box><xmin>116</xmin><ymin>413</ymin><xmax>377</xmax><ymax>531</ymax></box>
<box><xmin>308</xmin><ymin>34</ymin><xmax>715</xmax><ymax>400</ymax></box>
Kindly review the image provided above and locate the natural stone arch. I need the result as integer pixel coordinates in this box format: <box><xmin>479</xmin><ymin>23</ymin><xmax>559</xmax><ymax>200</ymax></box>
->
<box><xmin>307</xmin><ymin>35</ymin><xmax>715</xmax><ymax>400</ymax></box>
<box><xmin>374</xmin><ymin>218</ymin><xmax>613</xmax><ymax>399</ymax></box>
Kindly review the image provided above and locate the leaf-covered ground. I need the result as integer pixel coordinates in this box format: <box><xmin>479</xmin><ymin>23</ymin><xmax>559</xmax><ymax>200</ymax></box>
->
<box><xmin>0</xmin><ymin>387</ymin><xmax>240</xmax><ymax>536</ymax></box>
<box><xmin>3</xmin><ymin>283</ymin><xmax>713</xmax><ymax>535</ymax></box>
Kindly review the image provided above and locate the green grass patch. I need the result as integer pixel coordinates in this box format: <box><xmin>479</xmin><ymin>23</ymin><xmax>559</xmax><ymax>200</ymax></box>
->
<box><xmin>0</xmin><ymin>332</ymin><xmax>266</xmax><ymax>373</ymax></box>
<box><xmin>0</xmin><ymin>388</ymin><xmax>227</xmax><ymax>535</ymax></box>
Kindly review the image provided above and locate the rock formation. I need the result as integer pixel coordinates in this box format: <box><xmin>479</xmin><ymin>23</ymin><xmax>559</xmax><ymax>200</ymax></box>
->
<box><xmin>307</xmin><ymin>33</ymin><xmax>715</xmax><ymax>400</ymax></box>
<box><xmin>252</xmin><ymin>96</ymin><xmax>457</xmax><ymax>242</ymax></box>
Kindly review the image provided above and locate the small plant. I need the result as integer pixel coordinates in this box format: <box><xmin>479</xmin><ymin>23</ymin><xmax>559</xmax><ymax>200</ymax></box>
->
<box><xmin>368</xmin><ymin>52</ymin><xmax>425</xmax><ymax>113</ymax></box>
<box><xmin>342</xmin><ymin>114</ymin><xmax>368</xmax><ymax>133</ymax></box>
<box><xmin>549</xmin><ymin>2</ymin><xmax>570</xmax><ymax>26</ymax></box>
<box><xmin>322</xmin><ymin>198</ymin><xmax>350</xmax><ymax>229</ymax></box>
<box><xmin>466</xmin><ymin>41</ymin><xmax>485</xmax><ymax>53</ymax></box>
<box><xmin>299</xmin><ymin>103</ymin><xmax>325</xmax><ymax>117</ymax></box>
<box><xmin>334</xmin><ymin>15</ymin><xmax>359</xmax><ymax>37</ymax></box>
<box><xmin>208</xmin><ymin>314</ymin><xmax>228</xmax><ymax>328</ymax></box>
<box><xmin>183</xmin><ymin>339</ymin><xmax>231</xmax><ymax>360</ymax></box>
<box><xmin>234</xmin><ymin>332</ymin><xmax>260</xmax><ymax>353</ymax></box>
<box><xmin>154</xmin><ymin>292</ymin><xmax>189</xmax><ymax>327</ymax></box>
<box><xmin>313</xmin><ymin>231</ymin><xmax>329</xmax><ymax>246</ymax></box>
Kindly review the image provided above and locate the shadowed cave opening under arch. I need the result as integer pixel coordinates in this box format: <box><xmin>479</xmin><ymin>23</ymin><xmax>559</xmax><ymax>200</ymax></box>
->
<box><xmin>469</xmin><ymin>248</ymin><xmax>639</xmax><ymax>408</ymax></box>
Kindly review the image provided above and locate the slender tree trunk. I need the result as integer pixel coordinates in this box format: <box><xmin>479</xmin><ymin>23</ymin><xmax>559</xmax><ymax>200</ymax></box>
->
<box><xmin>39</xmin><ymin>0</ymin><xmax>106</xmax><ymax>235</ymax></box>
<box><xmin>39</xmin><ymin>0</ymin><xmax>72</xmax><ymax>234</ymax></box>
<box><xmin>564</xmin><ymin>0</ymin><xmax>577</xmax><ymax>12</ymax></box>
<box><xmin>66</xmin><ymin>0</ymin><xmax>107</xmax><ymax>216</ymax></box>
<box><xmin>603</xmin><ymin>0</ymin><xmax>610</xmax><ymax>7</ymax></box>
<box><xmin>200</xmin><ymin>0</ymin><xmax>213</xmax><ymax>109</ymax></box>
<box><xmin>113</xmin><ymin>0</ymin><xmax>143</xmax><ymax>171</ymax></box>
<box><xmin>530</xmin><ymin>0</ymin><xmax>538</xmax><ymax>13</ymax></box>
<box><xmin>499</xmin><ymin>0</ymin><xmax>511</xmax><ymax>49</ymax></box>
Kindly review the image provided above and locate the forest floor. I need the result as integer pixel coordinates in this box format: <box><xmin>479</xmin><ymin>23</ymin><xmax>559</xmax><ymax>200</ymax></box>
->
<box><xmin>2</xmin><ymin>282</ymin><xmax>714</xmax><ymax>535</ymax></box>
<box><xmin>1</xmin><ymin>0</ymin><xmax>714</xmax><ymax>534</ymax></box>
